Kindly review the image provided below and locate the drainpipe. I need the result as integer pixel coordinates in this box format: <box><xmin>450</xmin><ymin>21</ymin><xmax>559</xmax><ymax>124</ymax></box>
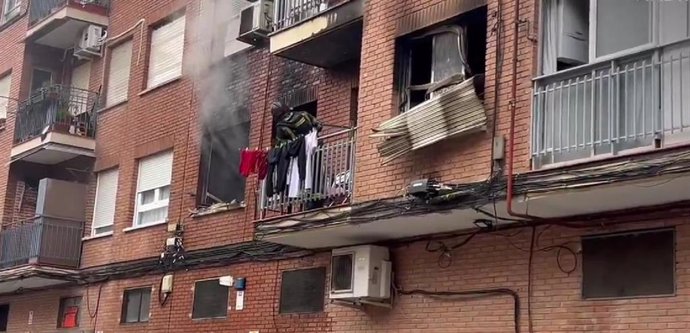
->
<box><xmin>505</xmin><ymin>0</ymin><xmax>540</xmax><ymax>220</ymax></box>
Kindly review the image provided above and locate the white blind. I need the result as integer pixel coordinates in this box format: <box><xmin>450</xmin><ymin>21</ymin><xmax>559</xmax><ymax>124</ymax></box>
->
<box><xmin>148</xmin><ymin>15</ymin><xmax>186</xmax><ymax>88</ymax></box>
<box><xmin>137</xmin><ymin>151</ymin><xmax>174</xmax><ymax>192</ymax></box>
<box><xmin>106</xmin><ymin>40</ymin><xmax>133</xmax><ymax>106</ymax></box>
<box><xmin>0</xmin><ymin>74</ymin><xmax>11</xmax><ymax>119</ymax></box>
<box><xmin>93</xmin><ymin>168</ymin><xmax>119</xmax><ymax>229</ymax></box>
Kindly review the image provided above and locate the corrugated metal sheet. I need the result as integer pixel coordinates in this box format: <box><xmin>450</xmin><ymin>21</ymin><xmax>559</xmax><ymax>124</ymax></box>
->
<box><xmin>396</xmin><ymin>0</ymin><xmax>487</xmax><ymax>37</ymax></box>
<box><xmin>372</xmin><ymin>77</ymin><xmax>487</xmax><ymax>164</ymax></box>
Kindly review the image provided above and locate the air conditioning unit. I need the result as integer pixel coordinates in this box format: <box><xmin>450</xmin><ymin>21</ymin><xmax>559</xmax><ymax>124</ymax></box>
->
<box><xmin>237</xmin><ymin>0</ymin><xmax>273</xmax><ymax>45</ymax></box>
<box><xmin>74</xmin><ymin>25</ymin><xmax>107</xmax><ymax>60</ymax></box>
<box><xmin>330</xmin><ymin>245</ymin><xmax>392</xmax><ymax>303</ymax></box>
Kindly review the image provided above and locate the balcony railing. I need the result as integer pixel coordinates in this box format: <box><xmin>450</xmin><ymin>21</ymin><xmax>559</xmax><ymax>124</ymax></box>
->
<box><xmin>259</xmin><ymin>128</ymin><xmax>356</xmax><ymax>219</ymax></box>
<box><xmin>14</xmin><ymin>84</ymin><xmax>99</xmax><ymax>145</ymax></box>
<box><xmin>532</xmin><ymin>40</ymin><xmax>690</xmax><ymax>168</ymax></box>
<box><xmin>0</xmin><ymin>217</ymin><xmax>83</xmax><ymax>270</ymax></box>
<box><xmin>274</xmin><ymin>0</ymin><xmax>349</xmax><ymax>31</ymax></box>
<box><xmin>29</xmin><ymin>0</ymin><xmax>110</xmax><ymax>26</ymax></box>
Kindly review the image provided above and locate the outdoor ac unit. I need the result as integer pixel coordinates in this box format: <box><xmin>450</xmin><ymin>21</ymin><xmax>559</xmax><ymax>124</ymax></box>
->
<box><xmin>330</xmin><ymin>245</ymin><xmax>391</xmax><ymax>302</ymax></box>
<box><xmin>237</xmin><ymin>0</ymin><xmax>273</xmax><ymax>45</ymax></box>
<box><xmin>74</xmin><ymin>25</ymin><xmax>107</xmax><ymax>60</ymax></box>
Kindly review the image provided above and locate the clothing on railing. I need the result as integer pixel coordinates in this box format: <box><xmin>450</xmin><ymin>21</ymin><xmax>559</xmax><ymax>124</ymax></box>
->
<box><xmin>304</xmin><ymin>129</ymin><xmax>318</xmax><ymax>191</ymax></box>
<box><xmin>239</xmin><ymin>149</ymin><xmax>268</xmax><ymax>178</ymax></box>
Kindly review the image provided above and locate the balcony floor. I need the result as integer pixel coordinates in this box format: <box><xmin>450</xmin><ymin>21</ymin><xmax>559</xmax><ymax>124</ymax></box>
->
<box><xmin>27</xmin><ymin>6</ymin><xmax>108</xmax><ymax>49</ymax></box>
<box><xmin>11</xmin><ymin>132</ymin><xmax>95</xmax><ymax>165</ymax></box>
<box><xmin>0</xmin><ymin>265</ymin><xmax>77</xmax><ymax>295</ymax></box>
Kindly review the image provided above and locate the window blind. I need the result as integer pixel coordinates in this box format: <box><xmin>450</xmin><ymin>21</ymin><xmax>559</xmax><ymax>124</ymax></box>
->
<box><xmin>106</xmin><ymin>40</ymin><xmax>133</xmax><ymax>106</ymax></box>
<box><xmin>148</xmin><ymin>15</ymin><xmax>186</xmax><ymax>88</ymax></box>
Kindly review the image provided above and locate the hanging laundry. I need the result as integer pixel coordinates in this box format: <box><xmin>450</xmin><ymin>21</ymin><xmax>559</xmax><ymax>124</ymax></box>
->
<box><xmin>239</xmin><ymin>149</ymin><xmax>260</xmax><ymax>177</ymax></box>
<box><xmin>257</xmin><ymin>150</ymin><xmax>269</xmax><ymax>180</ymax></box>
<box><xmin>304</xmin><ymin>129</ymin><xmax>318</xmax><ymax>191</ymax></box>
<box><xmin>288</xmin><ymin>137</ymin><xmax>306</xmax><ymax>198</ymax></box>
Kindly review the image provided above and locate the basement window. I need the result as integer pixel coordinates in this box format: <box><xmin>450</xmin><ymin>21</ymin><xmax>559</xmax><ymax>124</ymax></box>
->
<box><xmin>279</xmin><ymin>267</ymin><xmax>326</xmax><ymax>314</ymax></box>
<box><xmin>395</xmin><ymin>7</ymin><xmax>486</xmax><ymax>112</ymax></box>
<box><xmin>192</xmin><ymin>279</ymin><xmax>229</xmax><ymax>319</ymax></box>
<box><xmin>199</xmin><ymin>120</ymin><xmax>250</xmax><ymax>207</ymax></box>
<box><xmin>57</xmin><ymin>297</ymin><xmax>82</xmax><ymax>329</ymax></box>
<box><xmin>582</xmin><ymin>228</ymin><xmax>675</xmax><ymax>299</ymax></box>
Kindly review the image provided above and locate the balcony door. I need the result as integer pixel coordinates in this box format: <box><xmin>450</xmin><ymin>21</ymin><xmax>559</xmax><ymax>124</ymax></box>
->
<box><xmin>30</xmin><ymin>68</ymin><xmax>52</xmax><ymax>92</ymax></box>
<box><xmin>70</xmin><ymin>62</ymin><xmax>91</xmax><ymax>115</ymax></box>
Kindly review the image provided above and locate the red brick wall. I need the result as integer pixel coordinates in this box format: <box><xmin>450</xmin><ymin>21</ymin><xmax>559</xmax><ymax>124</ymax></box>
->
<box><xmin>354</xmin><ymin>0</ymin><xmax>538</xmax><ymax>202</ymax></box>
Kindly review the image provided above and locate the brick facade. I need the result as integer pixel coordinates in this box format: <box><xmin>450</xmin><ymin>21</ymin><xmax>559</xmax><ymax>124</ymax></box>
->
<box><xmin>0</xmin><ymin>0</ymin><xmax>687</xmax><ymax>332</ymax></box>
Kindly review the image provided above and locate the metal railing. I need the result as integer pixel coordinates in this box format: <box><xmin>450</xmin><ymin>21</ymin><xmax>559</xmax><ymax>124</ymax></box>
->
<box><xmin>0</xmin><ymin>217</ymin><xmax>83</xmax><ymax>270</ymax></box>
<box><xmin>274</xmin><ymin>0</ymin><xmax>348</xmax><ymax>31</ymax></box>
<box><xmin>14</xmin><ymin>84</ymin><xmax>99</xmax><ymax>144</ymax></box>
<box><xmin>259</xmin><ymin>128</ymin><xmax>356</xmax><ymax>218</ymax></box>
<box><xmin>29</xmin><ymin>0</ymin><xmax>110</xmax><ymax>26</ymax></box>
<box><xmin>532</xmin><ymin>40</ymin><xmax>690</xmax><ymax>168</ymax></box>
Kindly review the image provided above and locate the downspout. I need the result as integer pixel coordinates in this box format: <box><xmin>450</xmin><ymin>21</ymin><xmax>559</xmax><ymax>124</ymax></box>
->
<box><xmin>506</xmin><ymin>0</ymin><xmax>541</xmax><ymax>220</ymax></box>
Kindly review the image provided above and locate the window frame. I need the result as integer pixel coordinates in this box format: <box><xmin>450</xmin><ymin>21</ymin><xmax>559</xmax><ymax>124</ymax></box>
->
<box><xmin>134</xmin><ymin>185</ymin><xmax>170</xmax><ymax>227</ymax></box>
<box><xmin>2</xmin><ymin>0</ymin><xmax>20</xmax><ymax>23</ymax></box>
<box><xmin>146</xmin><ymin>13</ymin><xmax>186</xmax><ymax>89</ymax></box>
<box><xmin>57</xmin><ymin>296</ymin><xmax>82</xmax><ymax>329</ymax></box>
<box><xmin>191</xmin><ymin>278</ymin><xmax>230</xmax><ymax>320</ymax></box>
<box><xmin>0</xmin><ymin>72</ymin><xmax>11</xmax><ymax>121</ymax></box>
<box><xmin>121</xmin><ymin>287</ymin><xmax>152</xmax><ymax>324</ymax></box>
<box><xmin>279</xmin><ymin>267</ymin><xmax>327</xmax><ymax>314</ymax></box>
<box><xmin>91</xmin><ymin>168</ymin><xmax>118</xmax><ymax>236</ymax></box>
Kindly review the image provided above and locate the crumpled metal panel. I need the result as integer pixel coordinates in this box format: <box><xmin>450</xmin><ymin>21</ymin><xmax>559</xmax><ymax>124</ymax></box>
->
<box><xmin>372</xmin><ymin>77</ymin><xmax>487</xmax><ymax>164</ymax></box>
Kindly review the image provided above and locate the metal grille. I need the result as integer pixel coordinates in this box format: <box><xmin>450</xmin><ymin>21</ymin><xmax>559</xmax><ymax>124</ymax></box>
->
<box><xmin>259</xmin><ymin>128</ymin><xmax>356</xmax><ymax>218</ymax></box>
<box><xmin>14</xmin><ymin>84</ymin><xmax>99</xmax><ymax>144</ymax></box>
<box><xmin>0</xmin><ymin>217</ymin><xmax>83</xmax><ymax>270</ymax></box>
<box><xmin>274</xmin><ymin>0</ymin><xmax>348</xmax><ymax>31</ymax></box>
<box><xmin>532</xmin><ymin>41</ymin><xmax>690</xmax><ymax>168</ymax></box>
<box><xmin>29</xmin><ymin>0</ymin><xmax>110</xmax><ymax>25</ymax></box>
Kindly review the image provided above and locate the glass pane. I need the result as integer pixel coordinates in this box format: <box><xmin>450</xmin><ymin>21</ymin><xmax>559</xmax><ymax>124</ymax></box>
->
<box><xmin>596</xmin><ymin>0</ymin><xmax>651</xmax><ymax>58</ymax></box>
<box><xmin>124</xmin><ymin>292</ymin><xmax>141</xmax><ymax>323</ymax></box>
<box><xmin>94</xmin><ymin>225</ymin><xmax>113</xmax><ymax>235</ymax></box>
<box><xmin>140</xmin><ymin>190</ymin><xmax>156</xmax><ymax>205</ymax></box>
<box><xmin>159</xmin><ymin>186</ymin><xmax>170</xmax><ymax>200</ymax></box>
<box><xmin>140</xmin><ymin>290</ymin><xmax>151</xmax><ymax>322</ymax></box>
<box><xmin>432</xmin><ymin>32</ymin><xmax>464</xmax><ymax>83</ymax></box>
<box><xmin>138</xmin><ymin>206</ymin><xmax>168</xmax><ymax>225</ymax></box>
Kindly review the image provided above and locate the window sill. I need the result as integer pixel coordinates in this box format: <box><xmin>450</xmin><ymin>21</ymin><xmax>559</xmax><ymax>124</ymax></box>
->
<box><xmin>123</xmin><ymin>221</ymin><xmax>167</xmax><ymax>233</ymax></box>
<box><xmin>82</xmin><ymin>231</ymin><xmax>113</xmax><ymax>241</ymax></box>
<box><xmin>192</xmin><ymin>316</ymin><xmax>228</xmax><ymax>322</ymax></box>
<box><xmin>98</xmin><ymin>99</ymin><xmax>128</xmax><ymax>113</ymax></box>
<box><xmin>139</xmin><ymin>76</ymin><xmax>182</xmax><ymax>97</ymax></box>
<box><xmin>191</xmin><ymin>202</ymin><xmax>246</xmax><ymax>218</ymax></box>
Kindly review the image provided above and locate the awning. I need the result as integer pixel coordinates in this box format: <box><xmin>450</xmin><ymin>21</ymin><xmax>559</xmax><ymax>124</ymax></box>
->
<box><xmin>372</xmin><ymin>76</ymin><xmax>487</xmax><ymax>164</ymax></box>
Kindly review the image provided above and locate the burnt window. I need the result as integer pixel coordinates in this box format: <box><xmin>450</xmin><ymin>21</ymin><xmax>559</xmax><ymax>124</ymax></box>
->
<box><xmin>395</xmin><ymin>7</ymin><xmax>487</xmax><ymax>112</ymax></box>
<box><xmin>0</xmin><ymin>304</ymin><xmax>8</xmax><ymax>332</ymax></box>
<box><xmin>121</xmin><ymin>288</ymin><xmax>151</xmax><ymax>323</ymax></box>
<box><xmin>279</xmin><ymin>267</ymin><xmax>326</xmax><ymax>314</ymax></box>
<box><xmin>582</xmin><ymin>229</ymin><xmax>675</xmax><ymax>299</ymax></box>
<box><xmin>192</xmin><ymin>279</ymin><xmax>229</xmax><ymax>319</ymax></box>
<box><xmin>199</xmin><ymin>119</ymin><xmax>250</xmax><ymax>206</ymax></box>
<box><xmin>57</xmin><ymin>297</ymin><xmax>82</xmax><ymax>329</ymax></box>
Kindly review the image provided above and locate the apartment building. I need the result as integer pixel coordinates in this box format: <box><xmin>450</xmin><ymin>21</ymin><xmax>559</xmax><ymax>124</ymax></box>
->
<box><xmin>0</xmin><ymin>0</ymin><xmax>687</xmax><ymax>332</ymax></box>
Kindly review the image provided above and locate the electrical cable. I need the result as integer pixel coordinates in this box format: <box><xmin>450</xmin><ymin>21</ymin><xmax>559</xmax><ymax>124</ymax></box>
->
<box><xmin>527</xmin><ymin>226</ymin><xmax>535</xmax><ymax>333</ymax></box>
<box><xmin>85</xmin><ymin>283</ymin><xmax>102</xmax><ymax>319</ymax></box>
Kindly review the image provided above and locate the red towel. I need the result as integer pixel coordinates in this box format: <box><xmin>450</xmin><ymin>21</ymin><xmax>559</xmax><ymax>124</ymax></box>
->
<box><xmin>239</xmin><ymin>150</ymin><xmax>259</xmax><ymax>177</ymax></box>
<box><xmin>257</xmin><ymin>150</ymin><xmax>269</xmax><ymax>180</ymax></box>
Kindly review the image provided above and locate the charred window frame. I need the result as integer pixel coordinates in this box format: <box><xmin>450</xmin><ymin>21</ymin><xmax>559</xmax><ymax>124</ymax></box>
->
<box><xmin>582</xmin><ymin>228</ymin><xmax>675</xmax><ymax>299</ymax></box>
<box><xmin>394</xmin><ymin>7</ymin><xmax>487</xmax><ymax>113</ymax></box>
<box><xmin>198</xmin><ymin>113</ymin><xmax>251</xmax><ymax>207</ymax></box>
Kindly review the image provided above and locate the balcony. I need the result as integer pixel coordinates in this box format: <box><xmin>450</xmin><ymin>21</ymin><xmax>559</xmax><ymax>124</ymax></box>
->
<box><xmin>532</xmin><ymin>39</ymin><xmax>690</xmax><ymax>169</ymax></box>
<box><xmin>270</xmin><ymin>0</ymin><xmax>364</xmax><ymax>67</ymax></box>
<box><xmin>11</xmin><ymin>84</ymin><xmax>98</xmax><ymax>165</ymax></box>
<box><xmin>0</xmin><ymin>217</ymin><xmax>82</xmax><ymax>294</ymax></box>
<box><xmin>258</xmin><ymin>128</ymin><xmax>356</xmax><ymax>220</ymax></box>
<box><xmin>27</xmin><ymin>0</ymin><xmax>109</xmax><ymax>49</ymax></box>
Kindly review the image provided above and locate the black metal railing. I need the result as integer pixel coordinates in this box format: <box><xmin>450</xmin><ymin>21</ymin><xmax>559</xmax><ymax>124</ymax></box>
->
<box><xmin>14</xmin><ymin>84</ymin><xmax>99</xmax><ymax>144</ymax></box>
<box><xmin>29</xmin><ymin>0</ymin><xmax>110</xmax><ymax>26</ymax></box>
<box><xmin>0</xmin><ymin>217</ymin><xmax>83</xmax><ymax>270</ymax></box>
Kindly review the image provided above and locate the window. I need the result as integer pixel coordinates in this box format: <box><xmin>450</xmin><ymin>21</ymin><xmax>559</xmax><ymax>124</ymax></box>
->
<box><xmin>30</xmin><ymin>68</ymin><xmax>52</xmax><ymax>92</ymax></box>
<box><xmin>224</xmin><ymin>0</ymin><xmax>252</xmax><ymax>56</ymax></box>
<box><xmin>57</xmin><ymin>297</ymin><xmax>81</xmax><ymax>329</ymax></box>
<box><xmin>106</xmin><ymin>40</ymin><xmax>133</xmax><ymax>106</ymax></box>
<box><xmin>582</xmin><ymin>229</ymin><xmax>675</xmax><ymax>299</ymax></box>
<box><xmin>2</xmin><ymin>0</ymin><xmax>20</xmax><ymax>23</ymax></box>
<box><xmin>148</xmin><ymin>14</ymin><xmax>186</xmax><ymax>88</ymax></box>
<box><xmin>395</xmin><ymin>7</ymin><xmax>486</xmax><ymax>112</ymax></box>
<box><xmin>192</xmin><ymin>279</ymin><xmax>229</xmax><ymax>319</ymax></box>
<box><xmin>121</xmin><ymin>288</ymin><xmax>151</xmax><ymax>323</ymax></box>
<box><xmin>134</xmin><ymin>151</ymin><xmax>173</xmax><ymax>227</ymax></box>
<box><xmin>199</xmin><ymin>120</ymin><xmax>250</xmax><ymax>206</ymax></box>
<box><xmin>0</xmin><ymin>73</ymin><xmax>11</xmax><ymax>120</ymax></box>
<box><xmin>279</xmin><ymin>268</ymin><xmax>326</xmax><ymax>314</ymax></box>
<box><xmin>92</xmin><ymin>168</ymin><xmax>119</xmax><ymax>236</ymax></box>
<box><xmin>0</xmin><ymin>304</ymin><xmax>8</xmax><ymax>332</ymax></box>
